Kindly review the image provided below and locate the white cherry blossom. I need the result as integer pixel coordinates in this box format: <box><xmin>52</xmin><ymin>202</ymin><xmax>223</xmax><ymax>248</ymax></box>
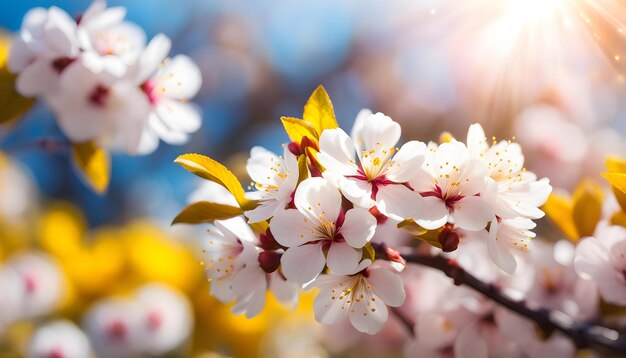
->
<box><xmin>575</xmin><ymin>225</ymin><xmax>626</xmax><ymax>305</ymax></box>
<box><xmin>271</xmin><ymin>177</ymin><xmax>377</xmax><ymax>284</ymax></box>
<box><xmin>9</xmin><ymin>6</ymin><xmax>80</xmax><ymax>96</ymax></box>
<box><xmin>132</xmin><ymin>284</ymin><xmax>193</xmax><ymax>355</ymax></box>
<box><xmin>410</xmin><ymin>140</ymin><xmax>493</xmax><ymax>231</ymax></box>
<box><xmin>77</xmin><ymin>0</ymin><xmax>145</xmax><ymax>77</ymax></box>
<box><xmin>467</xmin><ymin>123</ymin><xmax>552</xmax><ymax>220</ymax></box>
<box><xmin>202</xmin><ymin>216</ymin><xmax>299</xmax><ymax>318</ymax></box>
<box><xmin>244</xmin><ymin>145</ymin><xmax>299</xmax><ymax>223</ymax></box>
<box><xmin>487</xmin><ymin>217</ymin><xmax>535</xmax><ymax>274</ymax></box>
<box><xmin>317</xmin><ymin>110</ymin><xmax>426</xmax><ymax>220</ymax></box>
<box><xmin>28</xmin><ymin>320</ymin><xmax>92</xmax><ymax>358</ymax></box>
<box><xmin>311</xmin><ymin>262</ymin><xmax>405</xmax><ymax>335</ymax></box>
<box><xmin>84</xmin><ymin>298</ymin><xmax>140</xmax><ymax>358</ymax></box>
<box><xmin>46</xmin><ymin>56</ymin><xmax>150</xmax><ymax>154</ymax></box>
<box><xmin>133</xmin><ymin>34</ymin><xmax>203</xmax><ymax>154</ymax></box>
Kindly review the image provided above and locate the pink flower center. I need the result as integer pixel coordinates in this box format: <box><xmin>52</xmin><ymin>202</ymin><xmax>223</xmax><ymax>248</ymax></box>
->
<box><xmin>141</xmin><ymin>80</ymin><xmax>160</xmax><ymax>106</ymax></box>
<box><xmin>346</xmin><ymin>167</ymin><xmax>397</xmax><ymax>200</ymax></box>
<box><xmin>51</xmin><ymin>57</ymin><xmax>75</xmax><ymax>74</ymax></box>
<box><xmin>106</xmin><ymin>319</ymin><xmax>127</xmax><ymax>341</ymax></box>
<box><xmin>147</xmin><ymin>310</ymin><xmax>163</xmax><ymax>331</ymax></box>
<box><xmin>89</xmin><ymin>85</ymin><xmax>111</xmax><ymax>107</ymax></box>
<box><xmin>421</xmin><ymin>185</ymin><xmax>464</xmax><ymax>211</ymax></box>
<box><xmin>24</xmin><ymin>273</ymin><xmax>38</xmax><ymax>294</ymax></box>
<box><xmin>48</xmin><ymin>347</ymin><xmax>64</xmax><ymax>358</ymax></box>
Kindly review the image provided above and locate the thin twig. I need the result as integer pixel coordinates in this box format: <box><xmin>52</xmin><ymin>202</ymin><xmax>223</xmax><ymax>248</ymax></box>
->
<box><xmin>397</xmin><ymin>249</ymin><xmax>626</xmax><ymax>353</ymax></box>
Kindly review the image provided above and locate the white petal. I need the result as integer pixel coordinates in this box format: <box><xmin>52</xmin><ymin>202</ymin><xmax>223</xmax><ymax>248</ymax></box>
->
<box><xmin>488</xmin><ymin>220</ymin><xmax>517</xmax><ymax>274</ymax></box>
<box><xmin>44</xmin><ymin>7</ymin><xmax>78</xmax><ymax>57</ymax></box>
<box><xmin>270</xmin><ymin>273</ymin><xmax>299</xmax><ymax>308</ymax></box>
<box><xmin>452</xmin><ymin>196</ymin><xmax>493</xmax><ymax>231</ymax></box>
<box><xmin>244</xmin><ymin>201</ymin><xmax>282</xmax><ymax>223</ymax></box>
<box><xmin>350</xmin><ymin>108</ymin><xmax>372</xmax><ymax>150</ymax></box>
<box><xmin>246</xmin><ymin>146</ymin><xmax>279</xmax><ymax>184</ymax></box>
<box><xmin>339</xmin><ymin>207</ymin><xmax>376</xmax><ymax>248</ymax></box>
<box><xmin>338</xmin><ymin>177</ymin><xmax>375</xmax><ymax>209</ymax></box>
<box><xmin>215</xmin><ymin>216</ymin><xmax>257</xmax><ymax>244</ymax></box>
<box><xmin>270</xmin><ymin>209</ymin><xmax>317</xmax><ymax>247</ymax></box>
<box><xmin>155</xmin><ymin>55</ymin><xmax>202</xmax><ymax>100</ymax></box>
<box><xmin>384</xmin><ymin>140</ymin><xmax>427</xmax><ymax>183</ymax></box>
<box><xmin>154</xmin><ymin>99</ymin><xmax>202</xmax><ymax>134</ymax></box>
<box><xmin>148</xmin><ymin>112</ymin><xmax>189</xmax><ymax>145</ymax></box>
<box><xmin>375</xmin><ymin>184</ymin><xmax>423</xmax><ymax>221</ymax></box>
<box><xmin>16</xmin><ymin>59</ymin><xmax>58</xmax><ymax>96</ymax></box>
<box><xmin>326</xmin><ymin>241</ymin><xmax>362</xmax><ymax>275</ymax></box>
<box><xmin>414</xmin><ymin>196</ymin><xmax>449</xmax><ymax>230</ymax></box>
<box><xmin>357</xmin><ymin>112</ymin><xmax>400</xmax><ymax>154</ymax></box>
<box><xmin>313</xmin><ymin>284</ymin><xmax>350</xmax><ymax>325</ymax></box>
<box><xmin>281</xmin><ymin>243</ymin><xmax>325</xmax><ymax>285</ymax></box>
<box><xmin>367</xmin><ymin>267</ymin><xmax>405</xmax><ymax>307</ymax></box>
<box><xmin>318</xmin><ymin>128</ymin><xmax>358</xmax><ymax>177</ymax></box>
<box><xmin>454</xmin><ymin>324</ymin><xmax>488</xmax><ymax>358</ymax></box>
<box><xmin>466</xmin><ymin>123</ymin><xmax>488</xmax><ymax>158</ymax></box>
<box><xmin>348</xmin><ymin>291</ymin><xmax>389</xmax><ymax>335</ymax></box>
<box><xmin>135</xmin><ymin>126</ymin><xmax>159</xmax><ymax>155</ymax></box>
<box><xmin>294</xmin><ymin>177</ymin><xmax>341</xmax><ymax>224</ymax></box>
<box><xmin>136</xmin><ymin>33</ymin><xmax>171</xmax><ymax>83</ymax></box>
<box><xmin>8</xmin><ymin>38</ymin><xmax>34</xmax><ymax>73</ymax></box>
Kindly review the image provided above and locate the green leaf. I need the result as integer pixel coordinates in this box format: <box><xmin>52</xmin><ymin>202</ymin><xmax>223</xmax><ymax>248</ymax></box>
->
<box><xmin>0</xmin><ymin>34</ymin><xmax>35</xmax><ymax>125</ymax></box>
<box><xmin>71</xmin><ymin>141</ymin><xmax>110</xmax><ymax>195</ymax></box>
<box><xmin>303</xmin><ymin>85</ymin><xmax>338</xmax><ymax>133</ymax></box>
<box><xmin>172</xmin><ymin>202</ymin><xmax>242</xmax><ymax>225</ymax></box>
<box><xmin>280</xmin><ymin>116</ymin><xmax>318</xmax><ymax>143</ymax></box>
<box><xmin>174</xmin><ymin>153</ymin><xmax>255</xmax><ymax>210</ymax></box>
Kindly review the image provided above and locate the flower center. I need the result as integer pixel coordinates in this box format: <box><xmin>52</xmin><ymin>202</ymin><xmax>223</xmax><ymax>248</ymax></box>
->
<box><xmin>89</xmin><ymin>85</ymin><xmax>111</xmax><ymax>107</ymax></box>
<box><xmin>141</xmin><ymin>80</ymin><xmax>160</xmax><ymax>105</ymax></box>
<box><xmin>421</xmin><ymin>185</ymin><xmax>464</xmax><ymax>211</ymax></box>
<box><xmin>105</xmin><ymin>319</ymin><xmax>127</xmax><ymax>341</ymax></box>
<box><xmin>51</xmin><ymin>57</ymin><xmax>75</xmax><ymax>74</ymax></box>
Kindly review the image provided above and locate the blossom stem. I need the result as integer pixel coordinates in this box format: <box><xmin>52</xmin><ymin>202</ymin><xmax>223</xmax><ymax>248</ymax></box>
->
<box><xmin>399</xmin><ymin>248</ymin><xmax>626</xmax><ymax>353</ymax></box>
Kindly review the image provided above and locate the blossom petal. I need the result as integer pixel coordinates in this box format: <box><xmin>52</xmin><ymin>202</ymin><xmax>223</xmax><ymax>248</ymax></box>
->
<box><xmin>452</xmin><ymin>196</ymin><xmax>493</xmax><ymax>231</ymax></box>
<box><xmin>348</xmin><ymin>291</ymin><xmax>388</xmax><ymax>335</ymax></box>
<box><xmin>385</xmin><ymin>140</ymin><xmax>427</xmax><ymax>183</ymax></box>
<box><xmin>376</xmin><ymin>184</ymin><xmax>423</xmax><ymax>221</ymax></box>
<box><xmin>339</xmin><ymin>207</ymin><xmax>376</xmax><ymax>248</ymax></box>
<box><xmin>155</xmin><ymin>55</ymin><xmax>202</xmax><ymax>100</ymax></box>
<box><xmin>294</xmin><ymin>177</ymin><xmax>341</xmax><ymax>224</ymax></box>
<box><xmin>454</xmin><ymin>324</ymin><xmax>488</xmax><ymax>358</ymax></box>
<box><xmin>154</xmin><ymin>100</ymin><xmax>202</xmax><ymax>135</ymax></box>
<box><xmin>414</xmin><ymin>196</ymin><xmax>449</xmax><ymax>230</ymax></box>
<box><xmin>318</xmin><ymin>128</ymin><xmax>358</xmax><ymax>177</ymax></box>
<box><xmin>313</xmin><ymin>283</ymin><xmax>350</xmax><ymax>325</ymax></box>
<box><xmin>16</xmin><ymin>59</ymin><xmax>58</xmax><ymax>96</ymax></box>
<box><xmin>367</xmin><ymin>267</ymin><xmax>406</xmax><ymax>307</ymax></box>
<box><xmin>281</xmin><ymin>243</ymin><xmax>325</xmax><ymax>285</ymax></box>
<box><xmin>488</xmin><ymin>220</ymin><xmax>517</xmax><ymax>274</ymax></box>
<box><xmin>327</xmin><ymin>241</ymin><xmax>362</xmax><ymax>275</ymax></box>
<box><xmin>269</xmin><ymin>209</ymin><xmax>317</xmax><ymax>247</ymax></box>
<box><xmin>136</xmin><ymin>33</ymin><xmax>171</xmax><ymax>83</ymax></box>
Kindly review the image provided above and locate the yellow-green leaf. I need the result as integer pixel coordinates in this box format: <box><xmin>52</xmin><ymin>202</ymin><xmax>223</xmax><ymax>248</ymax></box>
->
<box><xmin>572</xmin><ymin>180</ymin><xmax>603</xmax><ymax>238</ymax></box>
<box><xmin>280</xmin><ymin>116</ymin><xmax>318</xmax><ymax>143</ymax></box>
<box><xmin>71</xmin><ymin>141</ymin><xmax>110</xmax><ymax>195</ymax></box>
<box><xmin>398</xmin><ymin>219</ymin><xmax>443</xmax><ymax>249</ymax></box>
<box><xmin>543</xmin><ymin>193</ymin><xmax>578</xmax><ymax>242</ymax></box>
<box><xmin>611</xmin><ymin>211</ymin><xmax>626</xmax><ymax>228</ymax></box>
<box><xmin>174</xmin><ymin>153</ymin><xmax>255</xmax><ymax>210</ymax></box>
<box><xmin>172</xmin><ymin>202</ymin><xmax>242</xmax><ymax>225</ymax></box>
<box><xmin>604</xmin><ymin>158</ymin><xmax>626</xmax><ymax>212</ymax></box>
<box><xmin>303</xmin><ymin>85</ymin><xmax>338</xmax><ymax>133</ymax></box>
<box><xmin>0</xmin><ymin>34</ymin><xmax>35</xmax><ymax>125</ymax></box>
<box><xmin>603</xmin><ymin>173</ymin><xmax>626</xmax><ymax>194</ymax></box>
<box><xmin>297</xmin><ymin>154</ymin><xmax>309</xmax><ymax>185</ymax></box>
<box><xmin>362</xmin><ymin>242</ymin><xmax>376</xmax><ymax>261</ymax></box>
<box><xmin>606</xmin><ymin>156</ymin><xmax>626</xmax><ymax>173</ymax></box>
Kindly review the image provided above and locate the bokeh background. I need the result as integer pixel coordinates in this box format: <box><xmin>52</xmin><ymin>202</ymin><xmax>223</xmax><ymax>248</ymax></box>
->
<box><xmin>1</xmin><ymin>0</ymin><xmax>626</xmax><ymax>357</ymax></box>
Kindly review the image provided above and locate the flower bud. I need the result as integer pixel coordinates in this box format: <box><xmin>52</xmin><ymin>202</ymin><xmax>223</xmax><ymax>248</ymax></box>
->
<box><xmin>438</xmin><ymin>225</ymin><xmax>460</xmax><ymax>252</ymax></box>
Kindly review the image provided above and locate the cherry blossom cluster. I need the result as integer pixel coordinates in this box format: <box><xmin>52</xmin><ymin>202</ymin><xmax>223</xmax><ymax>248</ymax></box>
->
<box><xmin>180</xmin><ymin>91</ymin><xmax>552</xmax><ymax>335</ymax></box>
<box><xmin>8</xmin><ymin>0</ymin><xmax>201</xmax><ymax>154</ymax></box>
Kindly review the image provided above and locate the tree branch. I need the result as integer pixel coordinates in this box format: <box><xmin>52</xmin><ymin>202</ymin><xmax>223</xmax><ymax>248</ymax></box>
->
<box><xmin>400</xmin><ymin>250</ymin><xmax>626</xmax><ymax>353</ymax></box>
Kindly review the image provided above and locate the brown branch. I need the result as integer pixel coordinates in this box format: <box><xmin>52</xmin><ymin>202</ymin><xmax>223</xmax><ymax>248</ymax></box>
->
<box><xmin>372</xmin><ymin>243</ymin><xmax>626</xmax><ymax>354</ymax></box>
